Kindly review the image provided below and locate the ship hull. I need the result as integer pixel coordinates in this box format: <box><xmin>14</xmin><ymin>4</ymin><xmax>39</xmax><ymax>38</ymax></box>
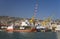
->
<box><xmin>6</xmin><ymin>28</ymin><xmax>36</xmax><ymax>32</ymax></box>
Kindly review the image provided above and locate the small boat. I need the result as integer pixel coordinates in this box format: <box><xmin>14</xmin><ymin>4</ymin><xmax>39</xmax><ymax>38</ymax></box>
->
<box><xmin>36</xmin><ymin>25</ymin><xmax>46</xmax><ymax>32</ymax></box>
<box><xmin>55</xmin><ymin>25</ymin><xmax>60</xmax><ymax>32</ymax></box>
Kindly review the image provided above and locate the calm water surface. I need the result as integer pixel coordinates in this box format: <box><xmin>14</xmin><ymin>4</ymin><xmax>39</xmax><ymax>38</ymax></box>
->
<box><xmin>0</xmin><ymin>31</ymin><xmax>58</xmax><ymax>39</ymax></box>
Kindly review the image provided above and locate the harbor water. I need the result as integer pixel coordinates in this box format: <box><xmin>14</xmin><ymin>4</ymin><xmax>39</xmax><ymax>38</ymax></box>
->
<box><xmin>0</xmin><ymin>31</ymin><xmax>59</xmax><ymax>39</ymax></box>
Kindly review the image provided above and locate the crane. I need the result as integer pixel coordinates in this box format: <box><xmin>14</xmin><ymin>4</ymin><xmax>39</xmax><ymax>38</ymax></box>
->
<box><xmin>29</xmin><ymin>0</ymin><xmax>38</xmax><ymax>25</ymax></box>
<box><xmin>41</xmin><ymin>17</ymin><xmax>52</xmax><ymax>27</ymax></box>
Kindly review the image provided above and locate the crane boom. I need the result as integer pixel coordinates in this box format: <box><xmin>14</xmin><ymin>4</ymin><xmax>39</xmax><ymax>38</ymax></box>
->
<box><xmin>34</xmin><ymin>0</ymin><xmax>38</xmax><ymax>18</ymax></box>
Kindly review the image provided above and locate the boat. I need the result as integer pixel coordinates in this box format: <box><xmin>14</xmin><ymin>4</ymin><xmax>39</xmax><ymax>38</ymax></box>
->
<box><xmin>36</xmin><ymin>25</ymin><xmax>46</xmax><ymax>32</ymax></box>
<box><xmin>55</xmin><ymin>25</ymin><xmax>60</xmax><ymax>32</ymax></box>
<box><xmin>6</xmin><ymin>26</ymin><xmax>36</xmax><ymax>32</ymax></box>
<box><xmin>6</xmin><ymin>21</ymin><xmax>36</xmax><ymax>32</ymax></box>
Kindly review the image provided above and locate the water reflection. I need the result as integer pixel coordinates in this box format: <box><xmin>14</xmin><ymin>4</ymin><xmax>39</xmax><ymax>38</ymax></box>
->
<box><xmin>56</xmin><ymin>32</ymin><xmax>60</xmax><ymax>39</ymax></box>
<box><xmin>19</xmin><ymin>32</ymin><xmax>36</xmax><ymax>39</ymax></box>
<box><xmin>0</xmin><ymin>32</ymin><xmax>58</xmax><ymax>39</ymax></box>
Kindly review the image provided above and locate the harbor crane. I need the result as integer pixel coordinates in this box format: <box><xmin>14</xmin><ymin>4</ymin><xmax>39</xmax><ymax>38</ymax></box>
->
<box><xmin>29</xmin><ymin>0</ymin><xmax>38</xmax><ymax>25</ymax></box>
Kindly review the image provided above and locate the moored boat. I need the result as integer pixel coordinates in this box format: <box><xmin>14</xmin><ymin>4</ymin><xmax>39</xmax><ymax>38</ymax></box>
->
<box><xmin>36</xmin><ymin>25</ymin><xmax>46</xmax><ymax>32</ymax></box>
<box><xmin>6</xmin><ymin>26</ymin><xmax>36</xmax><ymax>32</ymax></box>
<box><xmin>6</xmin><ymin>24</ymin><xmax>36</xmax><ymax>32</ymax></box>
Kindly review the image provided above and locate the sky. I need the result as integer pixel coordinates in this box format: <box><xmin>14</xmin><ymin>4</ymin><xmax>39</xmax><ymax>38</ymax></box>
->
<box><xmin>0</xmin><ymin>0</ymin><xmax>60</xmax><ymax>19</ymax></box>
